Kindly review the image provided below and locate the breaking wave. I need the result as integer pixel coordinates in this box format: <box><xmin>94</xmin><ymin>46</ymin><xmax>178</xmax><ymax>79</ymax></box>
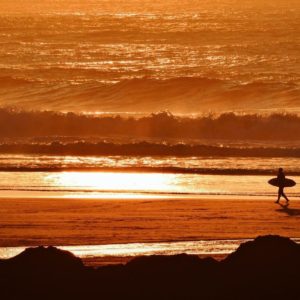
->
<box><xmin>1</xmin><ymin>108</ymin><xmax>300</xmax><ymax>141</ymax></box>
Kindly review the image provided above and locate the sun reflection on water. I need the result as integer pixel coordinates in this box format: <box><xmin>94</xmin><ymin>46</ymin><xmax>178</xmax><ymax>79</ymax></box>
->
<box><xmin>40</xmin><ymin>171</ymin><xmax>290</xmax><ymax>199</ymax></box>
<box><xmin>0</xmin><ymin>171</ymin><xmax>294</xmax><ymax>199</ymax></box>
<box><xmin>45</xmin><ymin>172</ymin><xmax>182</xmax><ymax>195</ymax></box>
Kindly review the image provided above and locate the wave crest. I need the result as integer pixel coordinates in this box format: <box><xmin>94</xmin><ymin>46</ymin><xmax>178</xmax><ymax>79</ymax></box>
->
<box><xmin>0</xmin><ymin>109</ymin><xmax>300</xmax><ymax>141</ymax></box>
<box><xmin>0</xmin><ymin>77</ymin><xmax>299</xmax><ymax>112</ymax></box>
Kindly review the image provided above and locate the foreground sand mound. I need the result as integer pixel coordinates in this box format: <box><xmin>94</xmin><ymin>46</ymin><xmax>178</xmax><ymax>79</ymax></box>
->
<box><xmin>224</xmin><ymin>235</ymin><xmax>300</xmax><ymax>267</ymax></box>
<box><xmin>0</xmin><ymin>246</ymin><xmax>84</xmax><ymax>273</ymax></box>
<box><xmin>1</xmin><ymin>235</ymin><xmax>300</xmax><ymax>299</ymax></box>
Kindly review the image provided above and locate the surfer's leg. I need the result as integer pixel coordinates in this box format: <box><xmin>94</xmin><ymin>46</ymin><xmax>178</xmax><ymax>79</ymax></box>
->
<box><xmin>276</xmin><ymin>188</ymin><xmax>282</xmax><ymax>203</ymax></box>
<box><xmin>275</xmin><ymin>189</ymin><xmax>281</xmax><ymax>203</ymax></box>
<box><xmin>282</xmin><ymin>189</ymin><xmax>289</xmax><ymax>202</ymax></box>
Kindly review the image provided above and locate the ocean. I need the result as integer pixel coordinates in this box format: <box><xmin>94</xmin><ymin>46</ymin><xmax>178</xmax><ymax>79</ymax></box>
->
<box><xmin>0</xmin><ymin>0</ymin><xmax>299</xmax><ymax>112</ymax></box>
<box><xmin>0</xmin><ymin>1</ymin><xmax>300</xmax><ymax>260</ymax></box>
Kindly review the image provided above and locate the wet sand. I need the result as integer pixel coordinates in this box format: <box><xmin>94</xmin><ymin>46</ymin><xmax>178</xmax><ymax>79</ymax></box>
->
<box><xmin>0</xmin><ymin>197</ymin><xmax>300</xmax><ymax>248</ymax></box>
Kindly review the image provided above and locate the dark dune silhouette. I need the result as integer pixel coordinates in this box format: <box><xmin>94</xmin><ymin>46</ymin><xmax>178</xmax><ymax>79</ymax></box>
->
<box><xmin>1</xmin><ymin>246</ymin><xmax>84</xmax><ymax>273</ymax></box>
<box><xmin>1</xmin><ymin>235</ymin><xmax>300</xmax><ymax>300</ymax></box>
<box><xmin>224</xmin><ymin>235</ymin><xmax>300</xmax><ymax>267</ymax></box>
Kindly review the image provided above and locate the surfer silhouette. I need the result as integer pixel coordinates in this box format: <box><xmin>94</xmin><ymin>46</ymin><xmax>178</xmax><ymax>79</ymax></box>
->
<box><xmin>275</xmin><ymin>168</ymin><xmax>289</xmax><ymax>204</ymax></box>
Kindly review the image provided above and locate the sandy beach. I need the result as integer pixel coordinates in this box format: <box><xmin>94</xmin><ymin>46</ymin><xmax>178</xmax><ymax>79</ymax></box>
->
<box><xmin>1</xmin><ymin>197</ymin><xmax>299</xmax><ymax>248</ymax></box>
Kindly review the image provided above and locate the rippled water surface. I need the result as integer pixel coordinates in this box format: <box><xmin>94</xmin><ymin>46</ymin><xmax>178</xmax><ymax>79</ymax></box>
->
<box><xmin>0</xmin><ymin>1</ymin><xmax>299</xmax><ymax>112</ymax></box>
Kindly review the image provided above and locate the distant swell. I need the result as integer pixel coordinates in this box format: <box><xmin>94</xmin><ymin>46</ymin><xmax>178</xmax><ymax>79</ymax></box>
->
<box><xmin>0</xmin><ymin>76</ymin><xmax>299</xmax><ymax>113</ymax></box>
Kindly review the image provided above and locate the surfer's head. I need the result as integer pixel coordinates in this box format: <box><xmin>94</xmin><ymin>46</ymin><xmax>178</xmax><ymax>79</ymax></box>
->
<box><xmin>279</xmin><ymin>168</ymin><xmax>283</xmax><ymax>173</ymax></box>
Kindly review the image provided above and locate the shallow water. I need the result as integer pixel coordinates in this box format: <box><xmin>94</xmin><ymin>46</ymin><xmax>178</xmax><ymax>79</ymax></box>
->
<box><xmin>0</xmin><ymin>153</ymin><xmax>299</xmax><ymax>198</ymax></box>
<box><xmin>1</xmin><ymin>238</ymin><xmax>300</xmax><ymax>261</ymax></box>
<box><xmin>0</xmin><ymin>171</ymin><xmax>299</xmax><ymax>199</ymax></box>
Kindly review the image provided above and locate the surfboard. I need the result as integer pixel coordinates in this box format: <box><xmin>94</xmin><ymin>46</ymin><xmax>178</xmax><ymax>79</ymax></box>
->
<box><xmin>268</xmin><ymin>177</ymin><xmax>296</xmax><ymax>188</ymax></box>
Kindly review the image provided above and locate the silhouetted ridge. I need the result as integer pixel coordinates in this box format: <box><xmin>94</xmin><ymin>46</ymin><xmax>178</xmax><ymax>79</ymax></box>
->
<box><xmin>224</xmin><ymin>235</ymin><xmax>300</xmax><ymax>269</ymax></box>
<box><xmin>126</xmin><ymin>253</ymin><xmax>218</xmax><ymax>274</ymax></box>
<box><xmin>220</xmin><ymin>236</ymin><xmax>300</xmax><ymax>299</ymax></box>
<box><xmin>1</xmin><ymin>246</ymin><xmax>84</xmax><ymax>273</ymax></box>
<box><xmin>1</xmin><ymin>236</ymin><xmax>300</xmax><ymax>299</ymax></box>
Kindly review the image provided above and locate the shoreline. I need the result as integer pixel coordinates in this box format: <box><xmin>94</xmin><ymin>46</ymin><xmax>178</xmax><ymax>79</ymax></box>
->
<box><xmin>0</xmin><ymin>171</ymin><xmax>298</xmax><ymax>200</ymax></box>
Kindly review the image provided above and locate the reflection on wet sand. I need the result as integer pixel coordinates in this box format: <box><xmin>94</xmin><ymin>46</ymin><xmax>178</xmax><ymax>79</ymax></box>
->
<box><xmin>1</xmin><ymin>238</ymin><xmax>300</xmax><ymax>261</ymax></box>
